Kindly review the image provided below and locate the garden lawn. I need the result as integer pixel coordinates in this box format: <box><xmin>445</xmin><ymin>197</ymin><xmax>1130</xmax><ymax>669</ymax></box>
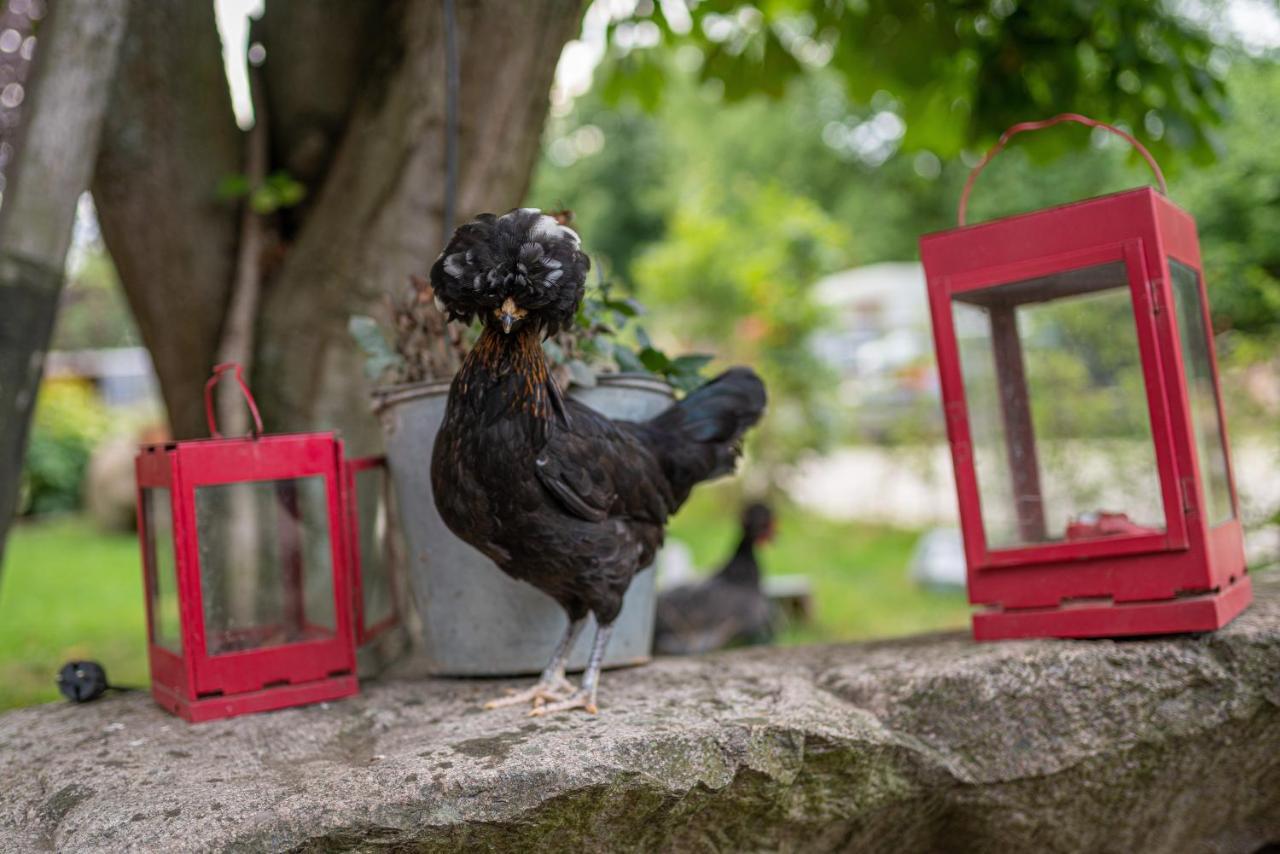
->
<box><xmin>0</xmin><ymin>517</ymin><xmax>148</xmax><ymax>711</ymax></box>
<box><xmin>0</xmin><ymin>494</ymin><xmax>966</xmax><ymax>711</ymax></box>
<box><xmin>666</xmin><ymin>483</ymin><xmax>970</xmax><ymax>643</ymax></box>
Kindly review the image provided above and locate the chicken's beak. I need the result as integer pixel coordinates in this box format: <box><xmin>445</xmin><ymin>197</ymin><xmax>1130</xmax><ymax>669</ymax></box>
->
<box><xmin>498</xmin><ymin>297</ymin><xmax>520</xmax><ymax>334</ymax></box>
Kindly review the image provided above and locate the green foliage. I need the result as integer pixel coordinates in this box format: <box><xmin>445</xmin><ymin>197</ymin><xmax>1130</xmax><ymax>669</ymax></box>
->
<box><xmin>635</xmin><ymin>182</ymin><xmax>850</xmax><ymax>469</ymax></box>
<box><xmin>51</xmin><ymin>246</ymin><xmax>139</xmax><ymax>350</ymax></box>
<box><xmin>534</xmin><ymin>102</ymin><xmax>671</xmax><ymax>287</ymax></box>
<box><xmin>603</xmin><ymin>0</ymin><xmax>1227</xmax><ymax>164</ymax></box>
<box><xmin>20</xmin><ymin>382</ymin><xmax>110</xmax><ymax>516</ymax></box>
<box><xmin>1181</xmin><ymin>60</ymin><xmax>1280</xmax><ymax>346</ymax></box>
<box><xmin>555</xmin><ymin>271</ymin><xmax>716</xmax><ymax>393</ymax></box>
<box><xmin>217</xmin><ymin>169</ymin><xmax>307</xmax><ymax>214</ymax></box>
<box><xmin>348</xmin><ymin>266</ymin><xmax>714</xmax><ymax>393</ymax></box>
<box><xmin>348</xmin><ymin>315</ymin><xmax>400</xmax><ymax>381</ymax></box>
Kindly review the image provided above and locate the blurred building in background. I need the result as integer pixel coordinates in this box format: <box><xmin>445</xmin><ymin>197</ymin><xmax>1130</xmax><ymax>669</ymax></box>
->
<box><xmin>810</xmin><ymin>262</ymin><xmax>940</xmax><ymax>443</ymax></box>
<box><xmin>42</xmin><ymin>347</ymin><xmax>160</xmax><ymax>411</ymax></box>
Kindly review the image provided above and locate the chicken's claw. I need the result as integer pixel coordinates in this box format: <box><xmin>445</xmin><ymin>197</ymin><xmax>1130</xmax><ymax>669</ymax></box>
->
<box><xmin>482</xmin><ymin>676</ymin><xmax>574</xmax><ymax>711</ymax></box>
<box><xmin>528</xmin><ymin>689</ymin><xmax>597</xmax><ymax>716</ymax></box>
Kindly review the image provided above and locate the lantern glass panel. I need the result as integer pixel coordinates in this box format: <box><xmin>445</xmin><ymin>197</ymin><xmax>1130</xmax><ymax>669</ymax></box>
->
<box><xmin>143</xmin><ymin>487</ymin><xmax>182</xmax><ymax>653</ymax></box>
<box><xmin>195</xmin><ymin>475</ymin><xmax>336</xmax><ymax>655</ymax></box>
<box><xmin>354</xmin><ymin>466</ymin><xmax>395</xmax><ymax>630</ymax></box>
<box><xmin>952</xmin><ymin>262</ymin><xmax>1166</xmax><ymax>549</ymax></box>
<box><xmin>1169</xmin><ymin>260</ymin><xmax>1234</xmax><ymax>526</ymax></box>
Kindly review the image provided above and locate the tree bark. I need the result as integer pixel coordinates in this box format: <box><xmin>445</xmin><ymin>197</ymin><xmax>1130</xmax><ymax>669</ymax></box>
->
<box><xmin>0</xmin><ymin>0</ymin><xmax>128</xmax><ymax>566</ymax></box>
<box><xmin>254</xmin><ymin>0</ymin><xmax>584</xmax><ymax>453</ymax></box>
<box><xmin>95</xmin><ymin>0</ymin><xmax>583</xmax><ymax>455</ymax></box>
<box><xmin>93</xmin><ymin>0</ymin><xmax>242</xmax><ymax>440</ymax></box>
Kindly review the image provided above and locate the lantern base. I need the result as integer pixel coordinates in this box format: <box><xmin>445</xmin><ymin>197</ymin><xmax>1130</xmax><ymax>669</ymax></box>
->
<box><xmin>152</xmin><ymin>674</ymin><xmax>359</xmax><ymax>723</ymax></box>
<box><xmin>972</xmin><ymin>575</ymin><xmax>1253</xmax><ymax>641</ymax></box>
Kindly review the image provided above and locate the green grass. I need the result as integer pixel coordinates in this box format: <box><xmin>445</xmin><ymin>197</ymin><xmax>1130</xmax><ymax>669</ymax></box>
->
<box><xmin>0</xmin><ymin>497</ymin><xmax>968</xmax><ymax>711</ymax></box>
<box><xmin>0</xmin><ymin>517</ymin><xmax>149</xmax><ymax>711</ymax></box>
<box><xmin>666</xmin><ymin>483</ymin><xmax>970</xmax><ymax>644</ymax></box>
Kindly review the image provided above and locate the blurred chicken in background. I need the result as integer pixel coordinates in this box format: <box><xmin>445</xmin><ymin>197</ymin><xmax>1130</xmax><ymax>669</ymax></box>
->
<box><xmin>653</xmin><ymin>503</ymin><xmax>776</xmax><ymax>656</ymax></box>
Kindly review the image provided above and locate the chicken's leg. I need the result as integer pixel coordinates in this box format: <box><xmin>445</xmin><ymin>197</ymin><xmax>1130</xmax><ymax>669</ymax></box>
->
<box><xmin>483</xmin><ymin>616</ymin><xmax>585</xmax><ymax>710</ymax></box>
<box><xmin>530</xmin><ymin>622</ymin><xmax>613</xmax><ymax>716</ymax></box>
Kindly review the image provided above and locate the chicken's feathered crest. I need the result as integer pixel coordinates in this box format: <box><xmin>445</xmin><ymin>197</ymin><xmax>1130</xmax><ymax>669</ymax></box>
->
<box><xmin>430</xmin><ymin>208</ymin><xmax>589</xmax><ymax>336</ymax></box>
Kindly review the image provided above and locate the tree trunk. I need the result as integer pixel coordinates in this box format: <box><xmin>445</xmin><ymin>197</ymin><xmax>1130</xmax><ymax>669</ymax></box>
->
<box><xmin>0</xmin><ymin>0</ymin><xmax>128</xmax><ymax>567</ymax></box>
<box><xmin>255</xmin><ymin>0</ymin><xmax>584</xmax><ymax>453</ymax></box>
<box><xmin>95</xmin><ymin>0</ymin><xmax>584</xmax><ymax>454</ymax></box>
<box><xmin>93</xmin><ymin>0</ymin><xmax>242</xmax><ymax>441</ymax></box>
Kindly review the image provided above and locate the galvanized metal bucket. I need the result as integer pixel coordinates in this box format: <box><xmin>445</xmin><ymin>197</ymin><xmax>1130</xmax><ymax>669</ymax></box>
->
<box><xmin>373</xmin><ymin>373</ymin><xmax>674</xmax><ymax>676</ymax></box>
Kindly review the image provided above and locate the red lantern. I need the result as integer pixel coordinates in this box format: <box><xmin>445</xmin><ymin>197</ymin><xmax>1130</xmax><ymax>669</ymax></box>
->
<box><xmin>920</xmin><ymin>114</ymin><xmax>1250</xmax><ymax>640</ymax></box>
<box><xmin>135</xmin><ymin>364</ymin><xmax>400</xmax><ymax>721</ymax></box>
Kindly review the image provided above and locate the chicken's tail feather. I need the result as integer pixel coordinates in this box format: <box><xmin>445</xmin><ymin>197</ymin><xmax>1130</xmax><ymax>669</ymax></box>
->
<box><xmin>643</xmin><ymin>367</ymin><xmax>766</xmax><ymax>506</ymax></box>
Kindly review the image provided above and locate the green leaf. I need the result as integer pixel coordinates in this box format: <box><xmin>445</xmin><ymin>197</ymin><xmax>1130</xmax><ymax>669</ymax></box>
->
<box><xmin>602</xmin><ymin>297</ymin><xmax>644</xmax><ymax>317</ymax></box>
<box><xmin>613</xmin><ymin>345</ymin><xmax>647</xmax><ymax>374</ymax></box>
<box><xmin>348</xmin><ymin>315</ymin><xmax>400</xmax><ymax>380</ymax></box>
<box><xmin>668</xmin><ymin>372</ymin><xmax>705</xmax><ymax>394</ymax></box>
<box><xmin>216</xmin><ymin>174</ymin><xmax>251</xmax><ymax>200</ymax></box>
<box><xmin>266</xmin><ymin>170</ymin><xmax>307</xmax><ymax>208</ymax></box>
<box><xmin>670</xmin><ymin>353</ymin><xmax>714</xmax><ymax>374</ymax></box>
<box><xmin>249</xmin><ymin>186</ymin><xmax>280</xmax><ymax>214</ymax></box>
<box><xmin>638</xmin><ymin>346</ymin><xmax>671</xmax><ymax>372</ymax></box>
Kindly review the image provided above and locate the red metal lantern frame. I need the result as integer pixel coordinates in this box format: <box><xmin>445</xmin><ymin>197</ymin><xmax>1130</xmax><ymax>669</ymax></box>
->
<box><xmin>136</xmin><ymin>364</ymin><xmax>398</xmax><ymax>721</ymax></box>
<box><xmin>920</xmin><ymin>115</ymin><xmax>1250</xmax><ymax>640</ymax></box>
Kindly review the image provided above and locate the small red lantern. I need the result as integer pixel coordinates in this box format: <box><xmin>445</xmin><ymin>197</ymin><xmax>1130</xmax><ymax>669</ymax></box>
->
<box><xmin>135</xmin><ymin>364</ymin><xmax>400</xmax><ymax>721</ymax></box>
<box><xmin>920</xmin><ymin>114</ymin><xmax>1250</xmax><ymax>640</ymax></box>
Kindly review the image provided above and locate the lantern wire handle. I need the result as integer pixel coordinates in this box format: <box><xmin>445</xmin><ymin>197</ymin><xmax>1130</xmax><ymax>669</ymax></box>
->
<box><xmin>204</xmin><ymin>362</ymin><xmax>265</xmax><ymax>439</ymax></box>
<box><xmin>957</xmin><ymin>112</ymin><xmax>1169</xmax><ymax>227</ymax></box>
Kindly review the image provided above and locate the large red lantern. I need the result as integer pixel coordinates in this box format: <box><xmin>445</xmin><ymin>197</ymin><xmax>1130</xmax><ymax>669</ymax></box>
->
<box><xmin>135</xmin><ymin>364</ymin><xmax>400</xmax><ymax>721</ymax></box>
<box><xmin>920</xmin><ymin>114</ymin><xmax>1250</xmax><ymax>640</ymax></box>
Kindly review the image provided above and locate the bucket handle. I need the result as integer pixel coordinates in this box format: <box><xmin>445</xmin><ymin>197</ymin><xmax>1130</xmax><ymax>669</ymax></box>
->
<box><xmin>957</xmin><ymin>112</ymin><xmax>1168</xmax><ymax>226</ymax></box>
<box><xmin>204</xmin><ymin>362</ymin><xmax>264</xmax><ymax>439</ymax></box>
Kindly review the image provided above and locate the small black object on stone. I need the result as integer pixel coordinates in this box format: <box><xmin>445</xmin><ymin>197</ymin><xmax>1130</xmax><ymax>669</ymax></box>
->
<box><xmin>56</xmin><ymin>660</ymin><xmax>110</xmax><ymax>703</ymax></box>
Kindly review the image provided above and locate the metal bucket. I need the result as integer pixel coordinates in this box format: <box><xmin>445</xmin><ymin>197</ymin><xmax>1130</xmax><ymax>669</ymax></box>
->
<box><xmin>373</xmin><ymin>373</ymin><xmax>674</xmax><ymax>676</ymax></box>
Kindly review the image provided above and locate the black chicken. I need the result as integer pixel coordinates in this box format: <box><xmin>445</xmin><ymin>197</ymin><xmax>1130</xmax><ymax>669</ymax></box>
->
<box><xmin>429</xmin><ymin>208</ymin><xmax>766</xmax><ymax>715</ymax></box>
<box><xmin>653</xmin><ymin>502</ymin><xmax>776</xmax><ymax>656</ymax></box>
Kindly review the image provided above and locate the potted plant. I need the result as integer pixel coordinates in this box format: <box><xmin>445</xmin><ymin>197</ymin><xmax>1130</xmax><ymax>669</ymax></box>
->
<box><xmin>351</xmin><ymin>252</ymin><xmax>710</xmax><ymax>676</ymax></box>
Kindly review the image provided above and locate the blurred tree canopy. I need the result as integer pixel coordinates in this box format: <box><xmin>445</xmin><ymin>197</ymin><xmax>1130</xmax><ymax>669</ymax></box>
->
<box><xmin>1181</xmin><ymin>61</ymin><xmax>1280</xmax><ymax>346</ymax></box>
<box><xmin>601</xmin><ymin>0</ymin><xmax>1228</xmax><ymax>163</ymax></box>
<box><xmin>534</xmin><ymin>2</ymin><xmax>1275</xmax><ymax>472</ymax></box>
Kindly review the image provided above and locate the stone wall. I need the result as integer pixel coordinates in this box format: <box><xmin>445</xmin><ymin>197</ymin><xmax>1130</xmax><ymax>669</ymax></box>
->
<box><xmin>2</xmin><ymin>574</ymin><xmax>1278</xmax><ymax>852</ymax></box>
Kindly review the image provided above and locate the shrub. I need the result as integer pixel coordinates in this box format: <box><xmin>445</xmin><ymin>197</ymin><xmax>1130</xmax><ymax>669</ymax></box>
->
<box><xmin>20</xmin><ymin>380</ymin><xmax>109</xmax><ymax>516</ymax></box>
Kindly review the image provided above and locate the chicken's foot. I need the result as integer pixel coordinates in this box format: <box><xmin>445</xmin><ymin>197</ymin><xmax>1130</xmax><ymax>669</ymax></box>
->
<box><xmin>482</xmin><ymin>675</ymin><xmax>574</xmax><ymax>709</ymax></box>
<box><xmin>483</xmin><ymin>616</ymin><xmax>586</xmax><ymax>710</ymax></box>
<box><xmin>530</xmin><ymin>622</ymin><xmax>613</xmax><ymax>716</ymax></box>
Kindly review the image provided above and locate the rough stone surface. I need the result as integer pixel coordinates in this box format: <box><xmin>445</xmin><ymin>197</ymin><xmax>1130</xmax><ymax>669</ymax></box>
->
<box><xmin>2</xmin><ymin>574</ymin><xmax>1278</xmax><ymax>853</ymax></box>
